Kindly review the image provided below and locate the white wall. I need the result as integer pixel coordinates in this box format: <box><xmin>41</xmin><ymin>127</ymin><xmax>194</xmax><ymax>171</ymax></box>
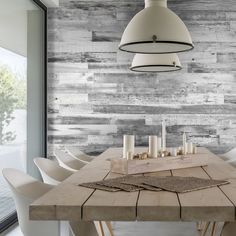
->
<box><xmin>0</xmin><ymin>0</ymin><xmax>38</xmax><ymax>56</ymax></box>
<box><xmin>0</xmin><ymin>0</ymin><xmax>59</xmax><ymax>57</ymax></box>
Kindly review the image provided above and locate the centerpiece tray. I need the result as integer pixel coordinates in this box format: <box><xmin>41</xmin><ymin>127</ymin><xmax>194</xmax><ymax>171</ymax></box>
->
<box><xmin>110</xmin><ymin>154</ymin><xmax>211</xmax><ymax>175</ymax></box>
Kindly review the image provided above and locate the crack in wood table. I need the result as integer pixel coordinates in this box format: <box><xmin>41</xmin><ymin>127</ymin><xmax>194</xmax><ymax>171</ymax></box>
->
<box><xmin>29</xmin><ymin>147</ymin><xmax>236</xmax><ymax>236</ymax></box>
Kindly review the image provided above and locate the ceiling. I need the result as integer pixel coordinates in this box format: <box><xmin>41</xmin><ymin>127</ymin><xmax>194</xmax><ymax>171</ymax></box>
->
<box><xmin>0</xmin><ymin>0</ymin><xmax>59</xmax><ymax>57</ymax></box>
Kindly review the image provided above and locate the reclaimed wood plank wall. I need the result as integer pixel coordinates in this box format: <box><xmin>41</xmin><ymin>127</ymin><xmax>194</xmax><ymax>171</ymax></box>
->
<box><xmin>47</xmin><ymin>0</ymin><xmax>236</xmax><ymax>156</ymax></box>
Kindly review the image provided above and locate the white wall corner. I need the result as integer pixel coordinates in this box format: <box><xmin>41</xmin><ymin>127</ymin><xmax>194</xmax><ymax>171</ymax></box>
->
<box><xmin>40</xmin><ymin>0</ymin><xmax>59</xmax><ymax>8</ymax></box>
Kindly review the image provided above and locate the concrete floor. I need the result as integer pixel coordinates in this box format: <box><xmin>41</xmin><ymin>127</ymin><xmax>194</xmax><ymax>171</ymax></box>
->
<box><xmin>2</xmin><ymin>221</ymin><xmax>223</xmax><ymax>236</ymax></box>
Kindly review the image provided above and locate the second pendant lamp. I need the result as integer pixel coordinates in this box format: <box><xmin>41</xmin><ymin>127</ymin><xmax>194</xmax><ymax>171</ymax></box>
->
<box><xmin>119</xmin><ymin>0</ymin><xmax>193</xmax><ymax>54</ymax></box>
<box><xmin>130</xmin><ymin>53</ymin><xmax>181</xmax><ymax>72</ymax></box>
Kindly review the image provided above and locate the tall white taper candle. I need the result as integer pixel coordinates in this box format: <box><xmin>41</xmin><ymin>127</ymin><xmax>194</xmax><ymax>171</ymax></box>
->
<box><xmin>171</xmin><ymin>148</ymin><xmax>177</xmax><ymax>157</ymax></box>
<box><xmin>183</xmin><ymin>132</ymin><xmax>187</xmax><ymax>154</ymax></box>
<box><xmin>162</xmin><ymin>120</ymin><xmax>166</xmax><ymax>151</ymax></box>
<box><xmin>157</xmin><ymin>137</ymin><xmax>162</xmax><ymax>153</ymax></box>
<box><xmin>149</xmin><ymin>136</ymin><xmax>157</xmax><ymax>158</ymax></box>
<box><xmin>123</xmin><ymin>135</ymin><xmax>135</xmax><ymax>159</ymax></box>
<box><xmin>187</xmin><ymin>142</ymin><xmax>193</xmax><ymax>154</ymax></box>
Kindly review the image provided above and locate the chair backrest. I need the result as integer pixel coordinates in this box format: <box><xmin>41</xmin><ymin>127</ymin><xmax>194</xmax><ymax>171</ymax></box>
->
<box><xmin>2</xmin><ymin>168</ymin><xmax>59</xmax><ymax>236</ymax></box>
<box><xmin>222</xmin><ymin>147</ymin><xmax>236</xmax><ymax>160</ymax></box>
<box><xmin>34</xmin><ymin>157</ymin><xmax>73</xmax><ymax>185</ymax></box>
<box><xmin>65</xmin><ymin>146</ymin><xmax>93</xmax><ymax>162</ymax></box>
<box><xmin>54</xmin><ymin>149</ymin><xmax>86</xmax><ymax>172</ymax></box>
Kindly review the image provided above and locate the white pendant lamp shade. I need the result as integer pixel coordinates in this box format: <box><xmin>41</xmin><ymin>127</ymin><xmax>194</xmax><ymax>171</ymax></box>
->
<box><xmin>130</xmin><ymin>53</ymin><xmax>181</xmax><ymax>72</ymax></box>
<box><xmin>119</xmin><ymin>0</ymin><xmax>193</xmax><ymax>54</ymax></box>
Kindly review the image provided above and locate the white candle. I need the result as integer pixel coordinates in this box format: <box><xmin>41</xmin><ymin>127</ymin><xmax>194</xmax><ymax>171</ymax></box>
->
<box><xmin>187</xmin><ymin>142</ymin><xmax>193</xmax><ymax>154</ymax></box>
<box><xmin>157</xmin><ymin>137</ymin><xmax>162</xmax><ymax>152</ymax></box>
<box><xmin>184</xmin><ymin>143</ymin><xmax>188</xmax><ymax>155</ymax></box>
<box><xmin>183</xmin><ymin>132</ymin><xmax>187</xmax><ymax>154</ymax></box>
<box><xmin>162</xmin><ymin>120</ymin><xmax>166</xmax><ymax>151</ymax></box>
<box><xmin>149</xmin><ymin>136</ymin><xmax>157</xmax><ymax>158</ymax></box>
<box><xmin>123</xmin><ymin>135</ymin><xmax>135</xmax><ymax>158</ymax></box>
<box><xmin>193</xmin><ymin>145</ymin><xmax>197</xmax><ymax>154</ymax></box>
<box><xmin>171</xmin><ymin>148</ymin><xmax>177</xmax><ymax>157</ymax></box>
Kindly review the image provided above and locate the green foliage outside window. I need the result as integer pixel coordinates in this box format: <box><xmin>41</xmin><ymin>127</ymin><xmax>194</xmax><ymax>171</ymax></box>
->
<box><xmin>0</xmin><ymin>65</ymin><xmax>26</xmax><ymax>145</ymax></box>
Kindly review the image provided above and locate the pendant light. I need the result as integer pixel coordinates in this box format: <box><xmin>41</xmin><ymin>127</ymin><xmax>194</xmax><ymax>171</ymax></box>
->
<box><xmin>119</xmin><ymin>0</ymin><xmax>193</xmax><ymax>54</ymax></box>
<box><xmin>130</xmin><ymin>53</ymin><xmax>181</xmax><ymax>72</ymax></box>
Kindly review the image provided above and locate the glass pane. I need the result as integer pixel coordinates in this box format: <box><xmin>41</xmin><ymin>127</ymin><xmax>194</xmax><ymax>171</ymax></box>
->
<box><xmin>0</xmin><ymin>48</ymin><xmax>27</xmax><ymax>223</ymax></box>
<box><xmin>0</xmin><ymin>0</ymin><xmax>45</xmax><ymax>226</ymax></box>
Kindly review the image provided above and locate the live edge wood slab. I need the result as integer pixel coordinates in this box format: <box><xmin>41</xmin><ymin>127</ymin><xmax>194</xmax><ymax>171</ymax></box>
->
<box><xmin>30</xmin><ymin>147</ymin><xmax>236</xmax><ymax>224</ymax></box>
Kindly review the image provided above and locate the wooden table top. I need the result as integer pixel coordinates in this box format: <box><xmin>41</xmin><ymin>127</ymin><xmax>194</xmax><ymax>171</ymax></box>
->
<box><xmin>30</xmin><ymin>147</ymin><xmax>236</xmax><ymax>222</ymax></box>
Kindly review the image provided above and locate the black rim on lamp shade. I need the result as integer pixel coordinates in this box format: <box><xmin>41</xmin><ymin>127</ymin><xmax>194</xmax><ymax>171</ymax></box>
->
<box><xmin>130</xmin><ymin>64</ymin><xmax>182</xmax><ymax>72</ymax></box>
<box><xmin>130</xmin><ymin>53</ymin><xmax>182</xmax><ymax>72</ymax></box>
<box><xmin>119</xmin><ymin>41</ymin><xmax>194</xmax><ymax>54</ymax></box>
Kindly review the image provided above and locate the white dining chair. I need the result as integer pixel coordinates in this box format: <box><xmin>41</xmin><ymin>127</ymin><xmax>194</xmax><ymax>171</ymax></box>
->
<box><xmin>65</xmin><ymin>146</ymin><xmax>94</xmax><ymax>163</ymax></box>
<box><xmin>221</xmin><ymin>222</ymin><xmax>236</xmax><ymax>236</ymax></box>
<box><xmin>218</xmin><ymin>147</ymin><xmax>236</xmax><ymax>169</ymax></box>
<box><xmin>219</xmin><ymin>147</ymin><xmax>236</xmax><ymax>162</ymax></box>
<box><xmin>2</xmin><ymin>168</ymin><xmax>60</xmax><ymax>236</ymax></box>
<box><xmin>54</xmin><ymin>149</ymin><xmax>86</xmax><ymax>172</ymax></box>
<box><xmin>34</xmin><ymin>157</ymin><xmax>74</xmax><ymax>185</ymax></box>
<box><xmin>200</xmin><ymin>222</ymin><xmax>217</xmax><ymax>236</ymax></box>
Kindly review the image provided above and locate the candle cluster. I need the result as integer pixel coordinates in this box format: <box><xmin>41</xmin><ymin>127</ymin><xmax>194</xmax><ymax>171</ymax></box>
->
<box><xmin>123</xmin><ymin>121</ymin><xmax>197</xmax><ymax>160</ymax></box>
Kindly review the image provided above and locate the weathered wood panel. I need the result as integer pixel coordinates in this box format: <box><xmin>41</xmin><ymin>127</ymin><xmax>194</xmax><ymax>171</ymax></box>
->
<box><xmin>47</xmin><ymin>0</ymin><xmax>236</xmax><ymax>156</ymax></box>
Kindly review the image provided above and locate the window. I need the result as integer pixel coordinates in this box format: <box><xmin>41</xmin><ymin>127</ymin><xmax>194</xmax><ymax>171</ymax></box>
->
<box><xmin>0</xmin><ymin>0</ymin><xmax>47</xmax><ymax>232</ymax></box>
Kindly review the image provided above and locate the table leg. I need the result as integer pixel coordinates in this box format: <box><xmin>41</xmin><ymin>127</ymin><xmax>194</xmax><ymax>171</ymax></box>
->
<box><xmin>98</xmin><ymin>221</ymin><xmax>105</xmax><ymax>236</ymax></box>
<box><xmin>105</xmin><ymin>222</ymin><xmax>114</xmax><ymax>236</ymax></box>
<box><xmin>197</xmin><ymin>221</ymin><xmax>203</xmax><ymax>231</ymax></box>
<box><xmin>69</xmin><ymin>221</ymin><xmax>99</xmax><ymax>236</ymax></box>
<box><xmin>211</xmin><ymin>222</ymin><xmax>216</xmax><ymax>236</ymax></box>
<box><xmin>201</xmin><ymin>222</ymin><xmax>210</xmax><ymax>236</ymax></box>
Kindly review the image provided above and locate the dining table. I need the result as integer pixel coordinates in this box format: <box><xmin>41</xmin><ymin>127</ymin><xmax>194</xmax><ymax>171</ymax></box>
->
<box><xmin>29</xmin><ymin>147</ymin><xmax>236</xmax><ymax>236</ymax></box>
